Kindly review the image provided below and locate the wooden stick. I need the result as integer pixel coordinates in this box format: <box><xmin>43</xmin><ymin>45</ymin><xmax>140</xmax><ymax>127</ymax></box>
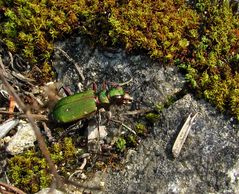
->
<box><xmin>0</xmin><ymin>110</ymin><xmax>48</xmax><ymax>121</ymax></box>
<box><xmin>0</xmin><ymin>181</ymin><xmax>26</xmax><ymax>194</ymax></box>
<box><xmin>0</xmin><ymin>66</ymin><xmax>62</xmax><ymax>187</ymax></box>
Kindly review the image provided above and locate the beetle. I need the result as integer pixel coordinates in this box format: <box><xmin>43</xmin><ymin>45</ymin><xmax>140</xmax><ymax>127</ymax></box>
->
<box><xmin>52</xmin><ymin>84</ymin><xmax>133</xmax><ymax>123</ymax></box>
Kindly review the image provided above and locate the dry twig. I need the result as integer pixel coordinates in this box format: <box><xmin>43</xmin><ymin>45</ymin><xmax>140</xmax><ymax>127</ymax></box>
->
<box><xmin>0</xmin><ymin>65</ymin><xmax>62</xmax><ymax>187</ymax></box>
<box><xmin>55</xmin><ymin>47</ymin><xmax>85</xmax><ymax>82</ymax></box>
<box><xmin>0</xmin><ymin>110</ymin><xmax>48</xmax><ymax>121</ymax></box>
<box><xmin>0</xmin><ymin>181</ymin><xmax>26</xmax><ymax>194</ymax></box>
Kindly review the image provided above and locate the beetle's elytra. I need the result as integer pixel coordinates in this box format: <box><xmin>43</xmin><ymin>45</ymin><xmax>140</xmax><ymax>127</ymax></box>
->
<box><xmin>52</xmin><ymin>90</ymin><xmax>97</xmax><ymax>123</ymax></box>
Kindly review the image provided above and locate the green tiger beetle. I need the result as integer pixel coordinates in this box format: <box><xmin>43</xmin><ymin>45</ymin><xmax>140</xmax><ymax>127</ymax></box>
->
<box><xmin>52</xmin><ymin>82</ymin><xmax>133</xmax><ymax>123</ymax></box>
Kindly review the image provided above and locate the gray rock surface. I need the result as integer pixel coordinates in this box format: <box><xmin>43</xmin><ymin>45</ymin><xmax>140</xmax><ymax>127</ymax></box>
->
<box><xmin>52</xmin><ymin>36</ymin><xmax>239</xmax><ymax>194</ymax></box>
<box><xmin>53</xmin><ymin>36</ymin><xmax>185</xmax><ymax>105</ymax></box>
<box><xmin>104</xmin><ymin>94</ymin><xmax>239</xmax><ymax>194</ymax></box>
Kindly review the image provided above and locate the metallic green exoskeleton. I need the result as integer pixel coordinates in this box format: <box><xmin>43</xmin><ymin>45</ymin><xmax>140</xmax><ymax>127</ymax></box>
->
<box><xmin>52</xmin><ymin>86</ymin><xmax>132</xmax><ymax>123</ymax></box>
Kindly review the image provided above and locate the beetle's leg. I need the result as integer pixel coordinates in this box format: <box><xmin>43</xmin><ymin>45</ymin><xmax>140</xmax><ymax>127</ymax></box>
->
<box><xmin>90</xmin><ymin>111</ymin><xmax>102</xmax><ymax>153</ymax></box>
<box><xmin>97</xmin><ymin>111</ymin><xmax>101</xmax><ymax>139</ymax></box>
<box><xmin>105</xmin><ymin>111</ymin><xmax>112</xmax><ymax>123</ymax></box>
<box><xmin>92</xmin><ymin>82</ymin><xmax>97</xmax><ymax>92</ymax></box>
<box><xmin>107</xmin><ymin>111</ymin><xmax>112</xmax><ymax>120</ymax></box>
<box><xmin>102</xmin><ymin>81</ymin><xmax>107</xmax><ymax>90</ymax></box>
<box><xmin>108</xmin><ymin>78</ymin><xmax>133</xmax><ymax>87</ymax></box>
<box><xmin>107</xmin><ymin>81</ymin><xmax>118</xmax><ymax>87</ymax></box>
<box><xmin>42</xmin><ymin>122</ymin><xmax>55</xmax><ymax>142</ymax></box>
<box><xmin>58</xmin><ymin>120</ymin><xmax>83</xmax><ymax>139</ymax></box>
<box><xmin>97</xmin><ymin>107</ymin><xmax>112</xmax><ymax>125</ymax></box>
<box><xmin>77</xmin><ymin>82</ymin><xmax>84</xmax><ymax>92</ymax></box>
<box><xmin>61</xmin><ymin>86</ymin><xmax>73</xmax><ymax>96</ymax></box>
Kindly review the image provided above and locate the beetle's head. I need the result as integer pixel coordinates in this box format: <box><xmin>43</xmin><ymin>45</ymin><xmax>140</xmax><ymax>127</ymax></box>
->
<box><xmin>121</xmin><ymin>93</ymin><xmax>133</xmax><ymax>104</ymax></box>
<box><xmin>108</xmin><ymin>86</ymin><xmax>133</xmax><ymax>105</ymax></box>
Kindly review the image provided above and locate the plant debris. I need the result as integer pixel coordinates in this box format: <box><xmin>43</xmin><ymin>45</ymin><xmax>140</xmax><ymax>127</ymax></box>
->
<box><xmin>172</xmin><ymin>112</ymin><xmax>198</xmax><ymax>158</ymax></box>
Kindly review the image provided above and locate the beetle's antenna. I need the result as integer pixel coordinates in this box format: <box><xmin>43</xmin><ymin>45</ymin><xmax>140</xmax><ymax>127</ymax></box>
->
<box><xmin>102</xmin><ymin>81</ymin><xmax>107</xmax><ymax>90</ymax></box>
<box><xmin>92</xmin><ymin>82</ymin><xmax>97</xmax><ymax>92</ymax></box>
<box><xmin>108</xmin><ymin>78</ymin><xmax>133</xmax><ymax>87</ymax></box>
<box><xmin>118</xmin><ymin>78</ymin><xmax>133</xmax><ymax>86</ymax></box>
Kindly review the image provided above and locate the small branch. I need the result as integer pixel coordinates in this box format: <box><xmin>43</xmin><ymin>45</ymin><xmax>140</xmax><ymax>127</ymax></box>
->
<box><xmin>68</xmin><ymin>157</ymin><xmax>87</xmax><ymax>180</ymax></box>
<box><xmin>55</xmin><ymin>47</ymin><xmax>85</xmax><ymax>82</ymax></box>
<box><xmin>111</xmin><ymin>119</ymin><xmax>136</xmax><ymax>135</ymax></box>
<box><xmin>0</xmin><ymin>55</ymin><xmax>8</xmax><ymax>77</ymax></box>
<box><xmin>0</xmin><ymin>181</ymin><xmax>26</xmax><ymax>194</ymax></box>
<box><xmin>0</xmin><ymin>110</ymin><xmax>48</xmax><ymax>121</ymax></box>
<box><xmin>0</xmin><ymin>65</ymin><xmax>62</xmax><ymax>187</ymax></box>
<box><xmin>121</xmin><ymin>109</ymin><xmax>152</xmax><ymax>116</ymax></box>
<box><xmin>115</xmin><ymin>78</ymin><xmax>133</xmax><ymax>86</ymax></box>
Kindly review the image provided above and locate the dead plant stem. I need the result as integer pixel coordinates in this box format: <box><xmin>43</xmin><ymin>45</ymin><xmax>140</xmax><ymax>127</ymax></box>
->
<box><xmin>0</xmin><ymin>68</ymin><xmax>62</xmax><ymax>187</ymax></box>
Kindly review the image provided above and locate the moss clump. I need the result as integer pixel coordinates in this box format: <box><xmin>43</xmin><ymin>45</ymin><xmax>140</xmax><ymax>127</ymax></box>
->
<box><xmin>135</xmin><ymin>123</ymin><xmax>148</xmax><ymax>136</ymax></box>
<box><xmin>7</xmin><ymin>150</ymin><xmax>51</xmax><ymax>193</ymax></box>
<box><xmin>155</xmin><ymin>103</ymin><xmax>165</xmax><ymax>112</ymax></box>
<box><xmin>126</xmin><ymin>134</ymin><xmax>138</xmax><ymax>147</ymax></box>
<box><xmin>113</xmin><ymin>123</ymin><xmax>150</xmax><ymax>153</ymax></box>
<box><xmin>178</xmin><ymin>0</ymin><xmax>239</xmax><ymax>120</ymax></box>
<box><xmin>7</xmin><ymin>137</ymin><xmax>78</xmax><ymax>193</ymax></box>
<box><xmin>0</xmin><ymin>0</ymin><xmax>117</xmax><ymax>70</ymax></box>
<box><xmin>145</xmin><ymin>112</ymin><xmax>160</xmax><ymax>124</ymax></box>
<box><xmin>109</xmin><ymin>0</ymin><xmax>199</xmax><ymax>60</ymax></box>
<box><xmin>115</xmin><ymin>137</ymin><xmax>127</xmax><ymax>152</ymax></box>
<box><xmin>42</xmin><ymin>61</ymin><xmax>55</xmax><ymax>82</ymax></box>
<box><xmin>0</xmin><ymin>0</ymin><xmax>198</xmax><ymax>66</ymax></box>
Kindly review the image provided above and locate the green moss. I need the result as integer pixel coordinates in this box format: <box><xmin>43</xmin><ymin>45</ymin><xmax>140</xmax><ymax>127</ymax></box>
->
<box><xmin>109</xmin><ymin>0</ymin><xmax>199</xmax><ymax>60</ymax></box>
<box><xmin>115</xmin><ymin>137</ymin><xmax>127</xmax><ymax>152</ymax></box>
<box><xmin>7</xmin><ymin>137</ymin><xmax>78</xmax><ymax>193</ymax></box>
<box><xmin>0</xmin><ymin>0</ymin><xmax>115</xmax><ymax>72</ymax></box>
<box><xmin>7</xmin><ymin>150</ymin><xmax>51</xmax><ymax>193</ymax></box>
<box><xmin>42</xmin><ymin>61</ymin><xmax>55</xmax><ymax>81</ymax></box>
<box><xmin>0</xmin><ymin>0</ymin><xmax>199</xmax><ymax>67</ymax></box>
<box><xmin>135</xmin><ymin>123</ymin><xmax>148</xmax><ymax>136</ymax></box>
<box><xmin>145</xmin><ymin>113</ymin><xmax>160</xmax><ymax>124</ymax></box>
<box><xmin>155</xmin><ymin>103</ymin><xmax>164</xmax><ymax>112</ymax></box>
<box><xmin>126</xmin><ymin>134</ymin><xmax>138</xmax><ymax>147</ymax></box>
<box><xmin>178</xmin><ymin>0</ymin><xmax>239</xmax><ymax>120</ymax></box>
